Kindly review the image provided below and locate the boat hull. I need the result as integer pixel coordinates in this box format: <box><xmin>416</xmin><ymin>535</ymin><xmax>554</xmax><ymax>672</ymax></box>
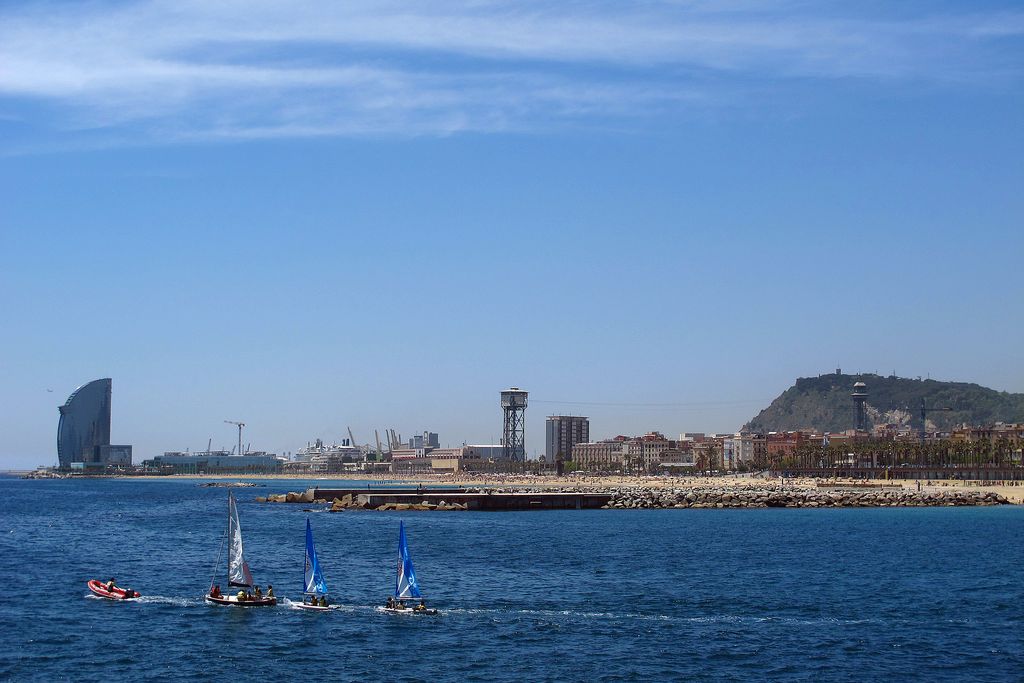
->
<box><xmin>205</xmin><ymin>594</ymin><xmax>277</xmax><ymax>607</ymax></box>
<box><xmin>88</xmin><ymin>580</ymin><xmax>139</xmax><ymax>600</ymax></box>
<box><xmin>382</xmin><ymin>605</ymin><xmax>437</xmax><ymax>615</ymax></box>
<box><xmin>294</xmin><ymin>603</ymin><xmax>337</xmax><ymax>611</ymax></box>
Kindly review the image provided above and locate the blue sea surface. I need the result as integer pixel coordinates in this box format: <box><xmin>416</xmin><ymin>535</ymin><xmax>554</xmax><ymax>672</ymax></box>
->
<box><xmin>0</xmin><ymin>478</ymin><xmax>1021</xmax><ymax>681</ymax></box>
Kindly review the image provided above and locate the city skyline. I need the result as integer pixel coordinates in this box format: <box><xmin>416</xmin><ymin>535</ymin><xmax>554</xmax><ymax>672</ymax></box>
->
<box><xmin>2</xmin><ymin>1</ymin><xmax>1022</xmax><ymax>469</ymax></box>
<box><xmin>6</xmin><ymin>370</ymin><xmax>1021</xmax><ymax>470</ymax></box>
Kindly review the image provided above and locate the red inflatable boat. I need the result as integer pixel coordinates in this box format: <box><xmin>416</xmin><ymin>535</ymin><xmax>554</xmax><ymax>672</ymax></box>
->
<box><xmin>88</xmin><ymin>579</ymin><xmax>140</xmax><ymax>600</ymax></box>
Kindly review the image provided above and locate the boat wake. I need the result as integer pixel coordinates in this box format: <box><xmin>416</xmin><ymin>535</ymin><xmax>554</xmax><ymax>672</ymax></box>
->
<box><xmin>83</xmin><ymin>593</ymin><xmax>137</xmax><ymax>601</ymax></box>
<box><xmin>442</xmin><ymin>607</ymin><xmax>667</xmax><ymax>622</ymax></box>
<box><xmin>78</xmin><ymin>595</ymin><xmax>876</xmax><ymax>627</ymax></box>
<box><xmin>83</xmin><ymin>593</ymin><xmax>202</xmax><ymax>607</ymax></box>
<box><xmin>134</xmin><ymin>595</ymin><xmax>204</xmax><ymax>607</ymax></box>
<box><xmin>282</xmin><ymin>598</ymin><xmax>341</xmax><ymax>611</ymax></box>
<box><xmin>440</xmin><ymin>608</ymin><xmax>877</xmax><ymax>627</ymax></box>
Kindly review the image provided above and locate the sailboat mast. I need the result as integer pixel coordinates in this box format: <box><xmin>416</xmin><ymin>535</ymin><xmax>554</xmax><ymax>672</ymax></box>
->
<box><xmin>227</xmin><ymin>492</ymin><xmax>232</xmax><ymax>584</ymax></box>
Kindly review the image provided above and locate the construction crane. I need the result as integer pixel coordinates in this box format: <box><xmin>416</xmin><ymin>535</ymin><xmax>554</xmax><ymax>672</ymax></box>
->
<box><xmin>918</xmin><ymin>400</ymin><xmax>952</xmax><ymax>445</ymax></box>
<box><xmin>348</xmin><ymin>426</ymin><xmax>357</xmax><ymax>449</ymax></box>
<box><xmin>224</xmin><ymin>420</ymin><xmax>245</xmax><ymax>456</ymax></box>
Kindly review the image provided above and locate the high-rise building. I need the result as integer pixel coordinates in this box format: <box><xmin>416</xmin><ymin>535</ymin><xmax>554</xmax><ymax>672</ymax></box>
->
<box><xmin>545</xmin><ymin>415</ymin><xmax>589</xmax><ymax>462</ymax></box>
<box><xmin>409</xmin><ymin>432</ymin><xmax>440</xmax><ymax>449</ymax></box>
<box><xmin>57</xmin><ymin>378</ymin><xmax>112</xmax><ymax>468</ymax></box>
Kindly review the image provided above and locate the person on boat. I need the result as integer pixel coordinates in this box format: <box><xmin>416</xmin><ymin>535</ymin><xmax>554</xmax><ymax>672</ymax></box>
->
<box><xmin>414</xmin><ymin>600</ymin><xmax>426</xmax><ymax>612</ymax></box>
<box><xmin>210</xmin><ymin>585</ymin><xmax>221</xmax><ymax>598</ymax></box>
<box><xmin>266</xmin><ymin>585</ymin><xmax>274</xmax><ymax>598</ymax></box>
<box><xmin>106</xmin><ymin>578</ymin><xmax>116</xmax><ymax>592</ymax></box>
<box><xmin>319</xmin><ymin>596</ymin><xmax>328</xmax><ymax>607</ymax></box>
<box><xmin>237</xmin><ymin>590</ymin><xmax>246</xmax><ymax>601</ymax></box>
<box><xmin>122</xmin><ymin>587</ymin><xmax>133</xmax><ymax>598</ymax></box>
<box><xmin>254</xmin><ymin>586</ymin><xmax>262</xmax><ymax>599</ymax></box>
<box><xmin>386</xmin><ymin>596</ymin><xmax>395</xmax><ymax>609</ymax></box>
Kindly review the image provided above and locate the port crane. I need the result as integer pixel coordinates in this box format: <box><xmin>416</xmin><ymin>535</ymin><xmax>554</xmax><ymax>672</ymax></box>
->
<box><xmin>224</xmin><ymin>420</ymin><xmax>245</xmax><ymax>456</ymax></box>
<box><xmin>347</xmin><ymin>426</ymin><xmax>357</xmax><ymax>448</ymax></box>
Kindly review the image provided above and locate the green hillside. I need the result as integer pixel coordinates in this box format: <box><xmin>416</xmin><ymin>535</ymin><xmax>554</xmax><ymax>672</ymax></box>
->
<box><xmin>744</xmin><ymin>372</ymin><xmax>1024</xmax><ymax>433</ymax></box>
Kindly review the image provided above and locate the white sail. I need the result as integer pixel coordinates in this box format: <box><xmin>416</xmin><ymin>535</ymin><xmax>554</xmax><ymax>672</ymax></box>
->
<box><xmin>227</xmin><ymin>492</ymin><xmax>254</xmax><ymax>587</ymax></box>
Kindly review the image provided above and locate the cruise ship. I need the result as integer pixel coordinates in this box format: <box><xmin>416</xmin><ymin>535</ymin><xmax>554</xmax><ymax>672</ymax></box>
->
<box><xmin>296</xmin><ymin>438</ymin><xmax>366</xmax><ymax>473</ymax></box>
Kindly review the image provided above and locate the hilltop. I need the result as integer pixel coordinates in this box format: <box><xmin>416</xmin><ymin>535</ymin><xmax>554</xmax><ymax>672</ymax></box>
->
<box><xmin>743</xmin><ymin>372</ymin><xmax>1024</xmax><ymax>433</ymax></box>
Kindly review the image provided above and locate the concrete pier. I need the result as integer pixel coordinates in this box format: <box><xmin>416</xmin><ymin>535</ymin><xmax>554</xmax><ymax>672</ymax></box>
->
<box><xmin>310</xmin><ymin>486</ymin><xmax>468</xmax><ymax>499</ymax></box>
<box><xmin>260</xmin><ymin>487</ymin><xmax>612</xmax><ymax>510</ymax></box>
<box><xmin>355</xmin><ymin>491</ymin><xmax>612</xmax><ymax>511</ymax></box>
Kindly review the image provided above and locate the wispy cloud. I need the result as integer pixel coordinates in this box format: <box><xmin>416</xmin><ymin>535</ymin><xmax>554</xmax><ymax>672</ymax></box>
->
<box><xmin>0</xmin><ymin>0</ymin><xmax>1020</xmax><ymax>145</ymax></box>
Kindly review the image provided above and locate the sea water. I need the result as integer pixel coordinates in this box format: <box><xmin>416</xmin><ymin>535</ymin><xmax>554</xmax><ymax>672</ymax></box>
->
<box><xmin>0</xmin><ymin>477</ymin><xmax>1021</xmax><ymax>681</ymax></box>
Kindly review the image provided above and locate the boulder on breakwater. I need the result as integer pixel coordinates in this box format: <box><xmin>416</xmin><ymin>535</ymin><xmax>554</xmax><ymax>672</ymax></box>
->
<box><xmin>258</xmin><ymin>492</ymin><xmax>300</xmax><ymax>503</ymax></box>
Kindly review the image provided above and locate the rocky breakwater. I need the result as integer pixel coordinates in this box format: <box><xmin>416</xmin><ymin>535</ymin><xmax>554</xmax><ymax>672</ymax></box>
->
<box><xmin>256</xmin><ymin>490</ymin><xmax>315</xmax><ymax>504</ymax></box>
<box><xmin>604</xmin><ymin>486</ymin><xmax>1012</xmax><ymax>509</ymax></box>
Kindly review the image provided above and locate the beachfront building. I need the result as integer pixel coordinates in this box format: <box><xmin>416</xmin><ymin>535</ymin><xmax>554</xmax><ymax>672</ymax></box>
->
<box><xmin>572</xmin><ymin>433</ymin><xmax>684</xmax><ymax>473</ymax></box>
<box><xmin>952</xmin><ymin>423</ymin><xmax>1024</xmax><ymax>446</ymax></box>
<box><xmin>57</xmin><ymin>378</ymin><xmax>133</xmax><ymax>469</ymax></box>
<box><xmin>720</xmin><ymin>434</ymin><xmax>762</xmax><ymax>470</ymax></box>
<box><xmin>624</xmin><ymin>432</ymin><xmax>678</xmax><ymax>472</ymax></box>
<box><xmin>766</xmin><ymin>431</ymin><xmax>810</xmax><ymax>463</ymax></box>
<box><xmin>571</xmin><ymin>437</ymin><xmax>627</xmax><ymax>471</ymax></box>
<box><xmin>659</xmin><ymin>448</ymin><xmax>697</xmax><ymax>470</ymax></box>
<box><xmin>722</xmin><ymin>436</ymin><xmax>739</xmax><ymax>470</ymax></box>
<box><xmin>545</xmin><ymin>416</ymin><xmax>590</xmax><ymax>463</ymax></box>
<box><xmin>144</xmin><ymin>452</ymin><xmax>283</xmax><ymax>474</ymax></box>
<box><xmin>391</xmin><ymin>444</ymin><xmax>510</xmax><ymax>474</ymax></box>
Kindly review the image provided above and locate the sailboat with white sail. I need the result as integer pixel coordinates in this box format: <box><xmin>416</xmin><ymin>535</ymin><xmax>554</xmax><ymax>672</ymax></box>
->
<box><xmin>205</xmin><ymin>491</ymin><xmax>277</xmax><ymax>606</ymax></box>
<box><xmin>294</xmin><ymin>518</ymin><xmax>337</xmax><ymax>611</ymax></box>
<box><xmin>383</xmin><ymin>521</ymin><xmax>437</xmax><ymax>615</ymax></box>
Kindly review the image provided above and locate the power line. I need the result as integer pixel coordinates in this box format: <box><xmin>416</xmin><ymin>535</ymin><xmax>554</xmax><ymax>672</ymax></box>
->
<box><xmin>531</xmin><ymin>398</ymin><xmax>770</xmax><ymax>408</ymax></box>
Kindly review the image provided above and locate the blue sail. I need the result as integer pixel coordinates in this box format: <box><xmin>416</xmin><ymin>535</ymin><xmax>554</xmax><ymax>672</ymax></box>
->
<box><xmin>304</xmin><ymin>519</ymin><xmax>328</xmax><ymax>596</ymax></box>
<box><xmin>395</xmin><ymin>520</ymin><xmax>422</xmax><ymax>599</ymax></box>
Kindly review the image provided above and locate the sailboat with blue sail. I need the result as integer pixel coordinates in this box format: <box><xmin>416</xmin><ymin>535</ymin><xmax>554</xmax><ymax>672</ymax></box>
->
<box><xmin>295</xmin><ymin>518</ymin><xmax>337</xmax><ymax>611</ymax></box>
<box><xmin>384</xmin><ymin>521</ymin><xmax>437</xmax><ymax>614</ymax></box>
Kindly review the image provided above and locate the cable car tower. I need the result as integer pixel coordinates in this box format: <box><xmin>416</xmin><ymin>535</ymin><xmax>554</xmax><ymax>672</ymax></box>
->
<box><xmin>501</xmin><ymin>388</ymin><xmax>528</xmax><ymax>462</ymax></box>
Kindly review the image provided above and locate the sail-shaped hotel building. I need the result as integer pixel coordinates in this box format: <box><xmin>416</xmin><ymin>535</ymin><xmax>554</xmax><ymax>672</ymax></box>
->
<box><xmin>57</xmin><ymin>378</ymin><xmax>131</xmax><ymax>469</ymax></box>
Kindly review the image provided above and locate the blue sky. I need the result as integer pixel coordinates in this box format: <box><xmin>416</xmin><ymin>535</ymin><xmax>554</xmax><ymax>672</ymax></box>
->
<box><xmin>1</xmin><ymin>1</ymin><xmax>1022</xmax><ymax>468</ymax></box>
